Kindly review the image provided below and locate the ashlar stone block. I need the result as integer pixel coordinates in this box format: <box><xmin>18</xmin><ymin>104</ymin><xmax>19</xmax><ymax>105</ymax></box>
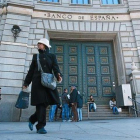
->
<box><xmin>114</xmin><ymin>22</ymin><xmax>120</xmax><ymax>31</ymax></box>
<box><xmin>74</xmin><ymin>22</ymin><xmax>79</xmax><ymax>31</ymax></box>
<box><xmin>0</xmin><ymin>72</ymin><xmax>24</xmax><ymax>80</ymax></box>
<box><xmin>49</xmin><ymin>20</ymin><xmax>56</xmax><ymax>30</ymax></box>
<box><xmin>123</xmin><ymin>51</ymin><xmax>133</xmax><ymax>56</ymax></box>
<box><xmin>91</xmin><ymin>22</ymin><xmax>96</xmax><ymax>31</ymax></box>
<box><xmin>122</xmin><ymin>43</ymin><xmax>132</xmax><ymax>47</ymax></box>
<box><xmin>124</xmin><ymin>57</ymin><xmax>132</xmax><ymax>62</ymax></box>
<box><xmin>34</xmin><ymin>29</ymin><xmax>44</xmax><ymax>34</ymax></box>
<box><xmin>97</xmin><ymin>22</ymin><xmax>102</xmax><ymax>31</ymax></box>
<box><xmin>67</xmin><ymin>21</ymin><xmax>74</xmax><ymax>31</ymax></box>
<box><xmin>0</xmin><ymin>57</ymin><xmax>25</xmax><ymax>65</ymax></box>
<box><xmin>0</xmin><ymin>64</ymin><xmax>24</xmax><ymax>72</ymax></box>
<box><xmin>85</xmin><ymin>22</ymin><xmax>90</xmax><ymax>31</ymax></box>
<box><xmin>108</xmin><ymin>23</ymin><xmax>114</xmax><ymax>31</ymax></box>
<box><xmin>0</xmin><ymin>51</ymin><xmax>26</xmax><ymax>59</ymax></box>
<box><xmin>43</xmin><ymin>20</ymin><xmax>50</xmax><ymax>29</ymax></box>
<box><xmin>0</xmin><ymin>44</ymin><xmax>27</xmax><ymax>53</ymax></box>
<box><xmin>61</xmin><ymin>21</ymin><xmax>68</xmax><ymax>30</ymax></box>
<box><xmin>0</xmin><ymin>79</ymin><xmax>22</xmax><ymax>87</ymax></box>
<box><xmin>103</xmin><ymin>22</ymin><xmax>108</xmax><ymax>31</ymax></box>
<box><xmin>55</xmin><ymin>20</ymin><xmax>62</xmax><ymax>30</ymax></box>
<box><xmin>37</xmin><ymin>21</ymin><xmax>44</xmax><ymax>29</ymax></box>
<box><xmin>120</xmin><ymin>25</ymin><xmax>127</xmax><ymax>31</ymax></box>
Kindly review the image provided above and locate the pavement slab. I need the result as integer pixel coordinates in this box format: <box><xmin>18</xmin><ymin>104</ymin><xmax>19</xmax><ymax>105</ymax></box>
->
<box><xmin>0</xmin><ymin>118</ymin><xmax>140</xmax><ymax>140</ymax></box>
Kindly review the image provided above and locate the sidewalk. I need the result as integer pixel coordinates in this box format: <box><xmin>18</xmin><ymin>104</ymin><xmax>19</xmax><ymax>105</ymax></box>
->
<box><xmin>0</xmin><ymin>118</ymin><xmax>140</xmax><ymax>140</ymax></box>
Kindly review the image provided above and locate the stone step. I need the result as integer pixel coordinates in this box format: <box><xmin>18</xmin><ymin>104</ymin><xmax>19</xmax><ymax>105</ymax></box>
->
<box><xmin>82</xmin><ymin>117</ymin><xmax>135</xmax><ymax>120</ymax></box>
<box><xmin>46</xmin><ymin>105</ymin><xmax>132</xmax><ymax>120</ymax></box>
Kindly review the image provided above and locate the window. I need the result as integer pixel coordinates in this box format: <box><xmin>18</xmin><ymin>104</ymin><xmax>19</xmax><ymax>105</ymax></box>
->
<box><xmin>102</xmin><ymin>0</ymin><xmax>120</xmax><ymax>4</ymax></box>
<box><xmin>71</xmin><ymin>0</ymin><xmax>90</xmax><ymax>4</ymax></box>
<box><xmin>41</xmin><ymin>0</ymin><xmax>59</xmax><ymax>2</ymax></box>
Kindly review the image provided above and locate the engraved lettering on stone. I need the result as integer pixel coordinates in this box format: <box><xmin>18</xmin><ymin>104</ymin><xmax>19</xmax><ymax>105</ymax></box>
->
<box><xmin>44</xmin><ymin>13</ymin><xmax>73</xmax><ymax>20</ymax></box>
<box><xmin>90</xmin><ymin>15</ymin><xmax>117</xmax><ymax>21</ymax></box>
<box><xmin>78</xmin><ymin>16</ymin><xmax>84</xmax><ymax>20</ymax></box>
<box><xmin>43</xmin><ymin>12</ymin><xmax>119</xmax><ymax>21</ymax></box>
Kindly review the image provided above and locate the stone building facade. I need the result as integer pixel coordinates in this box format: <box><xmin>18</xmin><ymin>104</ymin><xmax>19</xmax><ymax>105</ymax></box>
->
<box><xmin>0</xmin><ymin>0</ymin><xmax>140</xmax><ymax>121</ymax></box>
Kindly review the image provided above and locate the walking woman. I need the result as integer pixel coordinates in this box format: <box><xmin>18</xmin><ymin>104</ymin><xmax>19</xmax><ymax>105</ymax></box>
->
<box><xmin>23</xmin><ymin>38</ymin><xmax>62</xmax><ymax>134</ymax></box>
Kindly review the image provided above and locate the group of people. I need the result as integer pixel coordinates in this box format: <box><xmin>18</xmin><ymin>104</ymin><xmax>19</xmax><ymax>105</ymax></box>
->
<box><xmin>49</xmin><ymin>86</ymin><xmax>83</xmax><ymax>122</ymax></box>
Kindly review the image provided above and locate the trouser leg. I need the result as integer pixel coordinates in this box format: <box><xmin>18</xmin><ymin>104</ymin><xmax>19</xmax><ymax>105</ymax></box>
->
<box><xmin>36</xmin><ymin>103</ymin><xmax>48</xmax><ymax>130</ymax></box>
<box><xmin>115</xmin><ymin>107</ymin><xmax>119</xmax><ymax>113</ymax></box>
<box><xmin>50</xmin><ymin>105</ymin><xmax>57</xmax><ymax>121</ymax></box>
<box><xmin>72</xmin><ymin>103</ymin><xmax>78</xmax><ymax>121</ymax></box>
<box><xmin>62</xmin><ymin>105</ymin><xmax>65</xmax><ymax>120</ymax></box>
<box><xmin>29</xmin><ymin>110</ymin><xmax>38</xmax><ymax>124</ymax></box>
<box><xmin>112</xmin><ymin>107</ymin><xmax>115</xmax><ymax>113</ymax></box>
<box><xmin>55</xmin><ymin>106</ymin><xmax>58</xmax><ymax>120</ymax></box>
<box><xmin>77</xmin><ymin>108</ymin><xmax>79</xmax><ymax>121</ymax></box>
<box><xmin>49</xmin><ymin>106</ymin><xmax>52</xmax><ymax>121</ymax></box>
<box><xmin>66</xmin><ymin>104</ymin><xmax>69</xmax><ymax>120</ymax></box>
<box><xmin>79</xmin><ymin>108</ymin><xmax>82</xmax><ymax>121</ymax></box>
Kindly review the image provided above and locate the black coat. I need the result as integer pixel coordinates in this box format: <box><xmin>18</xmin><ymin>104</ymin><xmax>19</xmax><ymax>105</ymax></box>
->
<box><xmin>24</xmin><ymin>48</ymin><xmax>61</xmax><ymax>106</ymax></box>
<box><xmin>70</xmin><ymin>89</ymin><xmax>78</xmax><ymax>103</ymax></box>
<box><xmin>77</xmin><ymin>94</ymin><xmax>83</xmax><ymax>108</ymax></box>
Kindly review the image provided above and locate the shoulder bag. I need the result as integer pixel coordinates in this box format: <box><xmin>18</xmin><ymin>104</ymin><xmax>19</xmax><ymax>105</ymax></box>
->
<box><xmin>37</xmin><ymin>54</ymin><xmax>56</xmax><ymax>90</ymax></box>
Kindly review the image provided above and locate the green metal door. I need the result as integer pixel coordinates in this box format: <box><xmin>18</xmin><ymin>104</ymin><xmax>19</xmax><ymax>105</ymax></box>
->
<box><xmin>51</xmin><ymin>40</ymin><xmax>116</xmax><ymax>105</ymax></box>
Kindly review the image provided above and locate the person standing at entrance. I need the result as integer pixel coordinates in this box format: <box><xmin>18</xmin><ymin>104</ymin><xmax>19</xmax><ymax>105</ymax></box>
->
<box><xmin>23</xmin><ymin>38</ymin><xmax>62</xmax><ymax>134</ymax></box>
<box><xmin>62</xmin><ymin>88</ymin><xmax>70</xmax><ymax>122</ymax></box>
<box><xmin>70</xmin><ymin>86</ymin><xmax>78</xmax><ymax>122</ymax></box>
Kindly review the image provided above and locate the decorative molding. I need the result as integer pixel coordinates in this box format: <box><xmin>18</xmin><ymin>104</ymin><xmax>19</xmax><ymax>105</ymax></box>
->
<box><xmin>2</xmin><ymin>6</ymin><xmax>131</xmax><ymax>22</ymax></box>
<box><xmin>1</xmin><ymin>41</ymin><xmax>27</xmax><ymax>46</ymax></box>
<box><xmin>130</xmin><ymin>12</ymin><xmax>140</xmax><ymax>20</ymax></box>
<box><xmin>1</xmin><ymin>41</ymin><xmax>35</xmax><ymax>48</ymax></box>
<box><xmin>7</xmin><ymin>6</ymin><xmax>33</xmax><ymax>16</ymax></box>
<box><xmin>33</xmin><ymin>11</ymin><xmax>130</xmax><ymax>21</ymax></box>
<box><xmin>122</xmin><ymin>48</ymin><xmax>137</xmax><ymax>51</ymax></box>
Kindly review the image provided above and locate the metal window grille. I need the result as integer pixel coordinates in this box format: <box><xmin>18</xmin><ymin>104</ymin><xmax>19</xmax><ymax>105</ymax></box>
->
<box><xmin>102</xmin><ymin>0</ymin><xmax>120</xmax><ymax>4</ymax></box>
<box><xmin>41</xmin><ymin>0</ymin><xmax>59</xmax><ymax>2</ymax></box>
<box><xmin>71</xmin><ymin>0</ymin><xmax>90</xmax><ymax>4</ymax></box>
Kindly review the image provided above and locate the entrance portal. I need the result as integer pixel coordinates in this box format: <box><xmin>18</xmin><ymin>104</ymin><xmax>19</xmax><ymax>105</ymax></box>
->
<box><xmin>51</xmin><ymin>40</ymin><xmax>117</xmax><ymax>105</ymax></box>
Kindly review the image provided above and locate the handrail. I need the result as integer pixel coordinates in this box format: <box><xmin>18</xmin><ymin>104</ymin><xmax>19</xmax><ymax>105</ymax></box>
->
<box><xmin>129</xmin><ymin>106</ymin><xmax>140</xmax><ymax>113</ymax></box>
<box><xmin>128</xmin><ymin>96</ymin><xmax>140</xmax><ymax>105</ymax></box>
<box><xmin>128</xmin><ymin>96</ymin><xmax>140</xmax><ymax>116</ymax></box>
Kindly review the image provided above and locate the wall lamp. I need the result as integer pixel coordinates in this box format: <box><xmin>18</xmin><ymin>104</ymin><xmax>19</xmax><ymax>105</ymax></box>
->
<box><xmin>11</xmin><ymin>25</ymin><xmax>21</xmax><ymax>42</ymax></box>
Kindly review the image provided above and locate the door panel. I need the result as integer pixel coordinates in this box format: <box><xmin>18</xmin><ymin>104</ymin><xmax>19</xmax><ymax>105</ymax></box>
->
<box><xmin>51</xmin><ymin>40</ymin><xmax>116</xmax><ymax>105</ymax></box>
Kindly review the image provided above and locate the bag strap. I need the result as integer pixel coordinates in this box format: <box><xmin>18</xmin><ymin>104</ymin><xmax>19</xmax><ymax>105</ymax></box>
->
<box><xmin>37</xmin><ymin>54</ymin><xmax>44</xmax><ymax>73</ymax></box>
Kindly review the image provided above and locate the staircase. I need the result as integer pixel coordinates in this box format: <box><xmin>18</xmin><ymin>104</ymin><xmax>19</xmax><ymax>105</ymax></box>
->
<box><xmin>46</xmin><ymin>104</ymin><xmax>135</xmax><ymax>121</ymax></box>
<box><xmin>82</xmin><ymin>104</ymin><xmax>134</xmax><ymax>120</ymax></box>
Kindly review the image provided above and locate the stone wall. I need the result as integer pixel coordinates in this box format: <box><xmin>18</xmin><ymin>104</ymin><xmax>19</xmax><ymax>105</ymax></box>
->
<box><xmin>0</xmin><ymin>10</ymin><xmax>34</xmax><ymax>121</ymax></box>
